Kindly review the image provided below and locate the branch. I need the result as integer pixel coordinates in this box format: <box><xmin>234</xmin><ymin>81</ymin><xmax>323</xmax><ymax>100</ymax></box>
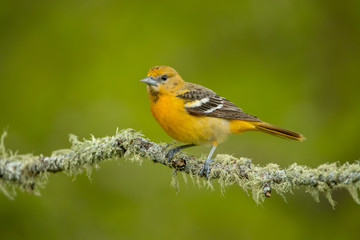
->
<box><xmin>0</xmin><ymin>129</ymin><xmax>359</xmax><ymax>207</ymax></box>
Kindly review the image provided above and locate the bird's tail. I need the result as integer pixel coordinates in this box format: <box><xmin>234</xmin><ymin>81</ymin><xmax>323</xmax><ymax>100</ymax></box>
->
<box><xmin>254</xmin><ymin>122</ymin><xmax>305</xmax><ymax>141</ymax></box>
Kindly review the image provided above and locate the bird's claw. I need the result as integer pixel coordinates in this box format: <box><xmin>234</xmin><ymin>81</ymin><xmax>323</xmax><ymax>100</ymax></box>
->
<box><xmin>199</xmin><ymin>159</ymin><xmax>214</xmax><ymax>179</ymax></box>
<box><xmin>165</xmin><ymin>148</ymin><xmax>180</xmax><ymax>163</ymax></box>
<box><xmin>165</xmin><ymin>144</ymin><xmax>196</xmax><ymax>163</ymax></box>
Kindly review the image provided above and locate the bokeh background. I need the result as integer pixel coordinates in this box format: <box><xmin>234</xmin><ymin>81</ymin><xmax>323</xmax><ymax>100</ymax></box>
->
<box><xmin>1</xmin><ymin>0</ymin><xmax>360</xmax><ymax>239</ymax></box>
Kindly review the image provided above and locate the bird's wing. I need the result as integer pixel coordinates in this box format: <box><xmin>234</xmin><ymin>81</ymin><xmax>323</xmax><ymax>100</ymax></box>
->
<box><xmin>176</xmin><ymin>83</ymin><xmax>260</xmax><ymax>122</ymax></box>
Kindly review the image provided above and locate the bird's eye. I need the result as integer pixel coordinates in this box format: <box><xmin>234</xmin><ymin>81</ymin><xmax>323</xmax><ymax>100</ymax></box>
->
<box><xmin>161</xmin><ymin>75</ymin><xmax>168</xmax><ymax>81</ymax></box>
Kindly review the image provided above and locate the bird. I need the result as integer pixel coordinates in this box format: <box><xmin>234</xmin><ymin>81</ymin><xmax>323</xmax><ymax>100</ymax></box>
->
<box><xmin>140</xmin><ymin>65</ymin><xmax>305</xmax><ymax>178</ymax></box>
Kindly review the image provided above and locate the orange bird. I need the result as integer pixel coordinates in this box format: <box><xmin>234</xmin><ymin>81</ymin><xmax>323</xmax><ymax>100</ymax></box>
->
<box><xmin>141</xmin><ymin>65</ymin><xmax>304</xmax><ymax>178</ymax></box>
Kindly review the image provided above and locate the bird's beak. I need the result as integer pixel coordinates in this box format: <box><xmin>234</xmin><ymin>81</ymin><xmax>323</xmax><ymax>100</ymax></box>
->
<box><xmin>140</xmin><ymin>76</ymin><xmax>158</xmax><ymax>86</ymax></box>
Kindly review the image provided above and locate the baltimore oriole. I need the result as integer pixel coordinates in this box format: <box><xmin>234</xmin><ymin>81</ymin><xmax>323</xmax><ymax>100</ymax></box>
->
<box><xmin>141</xmin><ymin>65</ymin><xmax>304</xmax><ymax>178</ymax></box>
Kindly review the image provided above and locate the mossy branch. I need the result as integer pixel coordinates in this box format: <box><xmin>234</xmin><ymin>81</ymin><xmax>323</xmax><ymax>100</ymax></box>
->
<box><xmin>0</xmin><ymin>129</ymin><xmax>360</xmax><ymax>207</ymax></box>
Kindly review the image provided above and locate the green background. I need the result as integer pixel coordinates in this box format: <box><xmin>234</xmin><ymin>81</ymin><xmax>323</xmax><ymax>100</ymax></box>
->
<box><xmin>1</xmin><ymin>0</ymin><xmax>360</xmax><ymax>239</ymax></box>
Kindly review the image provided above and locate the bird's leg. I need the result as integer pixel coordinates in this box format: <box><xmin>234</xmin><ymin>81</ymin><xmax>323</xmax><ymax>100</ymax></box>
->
<box><xmin>199</xmin><ymin>144</ymin><xmax>217</xmax><ymax>179</ymax></box>
<box><xmin>165</xmin><ymin>144</ymin><xmax>196</xmax><ymax>162</ymax></box>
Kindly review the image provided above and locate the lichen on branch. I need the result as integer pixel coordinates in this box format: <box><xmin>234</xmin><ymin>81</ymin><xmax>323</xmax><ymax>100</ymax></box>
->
<box><xmin>0</xmin><ymin>129</ymin><xmax>360</xmax><ymax>207</ymax></box>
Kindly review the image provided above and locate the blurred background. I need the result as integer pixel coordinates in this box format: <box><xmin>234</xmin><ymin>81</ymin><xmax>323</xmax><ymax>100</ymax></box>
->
<box><xmin>1</xmin><ymin>0</ymin><xmax>360</xmax><ymax>239</ymax></box>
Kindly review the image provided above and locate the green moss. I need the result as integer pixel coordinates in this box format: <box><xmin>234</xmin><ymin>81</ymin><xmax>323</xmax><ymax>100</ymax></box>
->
<box><xmin>346</xmin><ymin>184</ymin><xmax>360</xmax><ymax>204</ymax></box>
<box><xmin>0</xmin><ymin>131</ymin><xmax>8</xmax><ymax>158</ymax></box>
<box><xmin>170</xmin><ymin>170</ymin><xmax>180</xmax><ymax>192</ymax></box>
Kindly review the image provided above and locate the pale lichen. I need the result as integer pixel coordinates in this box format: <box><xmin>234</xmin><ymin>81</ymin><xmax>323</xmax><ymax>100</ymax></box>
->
<box><xmin>0</xmin><ymin>129</ymin><xmax>360</xmax><ymax>207</ymax></box>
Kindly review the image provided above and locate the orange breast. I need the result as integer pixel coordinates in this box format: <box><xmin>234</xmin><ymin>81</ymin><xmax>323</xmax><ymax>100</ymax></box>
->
<box><xmin>150</xmin><ymin>94</ymin><xmax>231</xmax><ymax>145</ymax></box>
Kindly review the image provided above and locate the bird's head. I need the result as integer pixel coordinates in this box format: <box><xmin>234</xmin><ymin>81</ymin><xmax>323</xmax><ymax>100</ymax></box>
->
<box><xmin>140</xmin><ymin>65</ymin><xmax>185</xmax><ymax>96</ymax></box>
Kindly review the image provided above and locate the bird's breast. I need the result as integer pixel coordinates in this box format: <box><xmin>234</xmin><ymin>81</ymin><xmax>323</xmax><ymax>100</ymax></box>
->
<box><xmin>150</xmin><ymin>94</ymin><xmax>230</xmax><ymax>145</ymax></box>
